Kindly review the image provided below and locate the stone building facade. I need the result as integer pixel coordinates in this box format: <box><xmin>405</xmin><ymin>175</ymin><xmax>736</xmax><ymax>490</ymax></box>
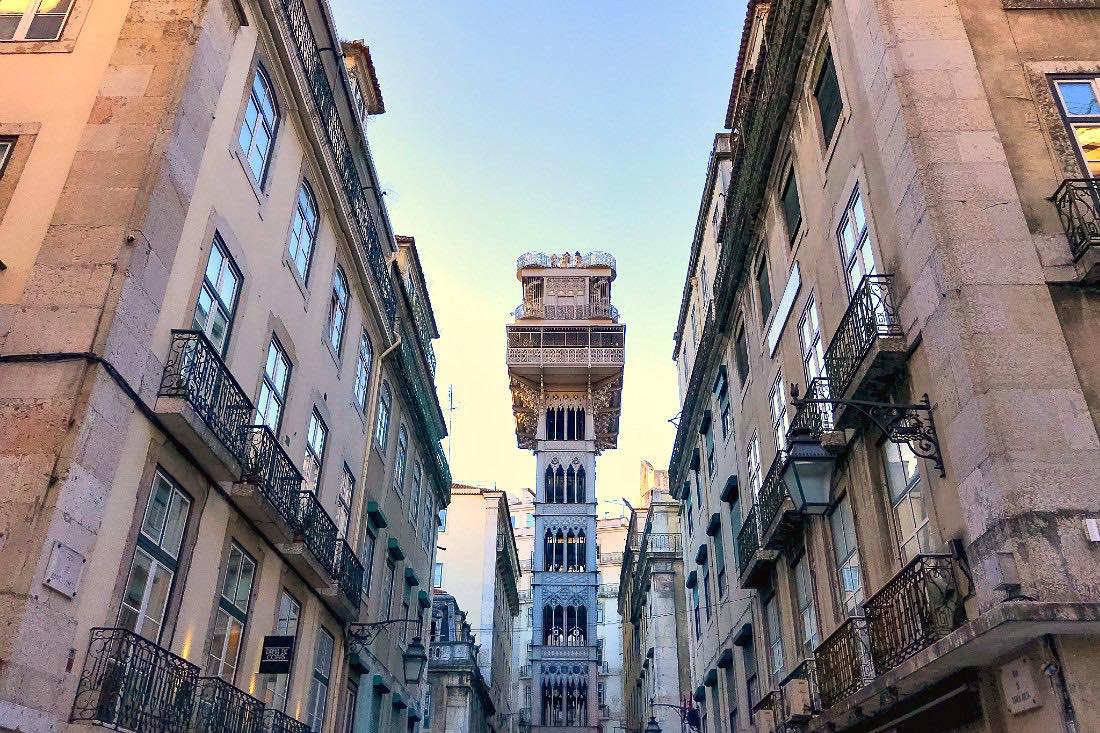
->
<box><xmin>424</xmin><ymin>593</ymin><xmax>496</xmax><ymax>733</ymax></box>
<box><xmin>670</xmin><ymin>0</ymin><xmax>1100</xmax><ymax>731</ymax></box>
<box><xmin>0</xmin><ymin>3</ymin><xmax>448</xmax><ymax>733</ymax></box>
<box><xmin>505</xmin><ymin>251</ymin><xmax>625</xmax><ymax>732</ymax></box>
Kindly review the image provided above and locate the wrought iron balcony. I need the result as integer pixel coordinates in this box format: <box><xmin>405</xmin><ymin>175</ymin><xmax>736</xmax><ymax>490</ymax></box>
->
<box><xmin>71</xmin><ymin>627</ymin><xmax>198</xmax><ymax>733</ymax></box>
<box><xmin>506</xmin><ymin>326</ymin><xmax>626</xmax><ymax>368</ymax></box>
<box><xmin>280</xmin><ymin>0</ymin><xmax>395</xmax><ymax>326</ymax></box>
<box><xmin>788</xmin><ymin>377</ymin><xmax>835</xmax><ymax>438</ymax></box>
<box><xmin>263</xmin><ymin>709</ymin><xmax>310</xmax><ymax>733</ymax></box>
<box><xmin>516</xmin><ymin>250</ymin><xmax>617</xmax><ymax>273</ymax></box>
<box><xmin>1053</xmin><ymin>178</ymin><xmax>1100</xmax><ymax>261</ymax></box>
<box><xmin>235</xmin><ymin>425</ymin><xmax>303</xmax><ymax>543</ymax></box>
<box><xmin>864</xmin><ymin>553</ymin><xmax>965</xmax><ymax>673</ymax></box>
<box><xmin>157</xmin><ymin>330</ymin><xmax>253</xmax><ymax>479</ymax></box>
<box><xmin>192</xmin><ymin>676</ymin><xmax>264</xmax><ymax>733</ymax></box>
<box><xmin>641</xmin><ymin>532</ymin><xmax>683</xmax><ymax>554</ymax></box>
<box><xmin>813</xmin><ymin>616</ymin><xmax>875</xmax><ymax>711</ymax></box>
<box><xmin>735</xmin><ymin>504</ymin><xmax>760</xmax><ymax>579</ymax></box>
<box><xmin>332</xmin><ymin>538</ymin><xmax>365</xmax><ymax>615</ymax></box>
<box><xmin>757</xmin><ymin>450</ymin><xmax>797</xmax><ymax>548</ymax></box>
<box><xmin>286</xmin><ymin>490</ymin><xmax>339</xmax><ymax>587</ymax></box>
<box><xmin>397</xmin><ymin>332</ymin><xmax>452</xmax><ymax>490</ymax></box>
<box><xmin>779</xmin><ymin>659</ymin><xmax>820</xmax><ymax>723</ymax></box>
<box><xmin>820</xmin><ymin>274</ymin><xmax>904</xmax><ymax>424</ymax></box>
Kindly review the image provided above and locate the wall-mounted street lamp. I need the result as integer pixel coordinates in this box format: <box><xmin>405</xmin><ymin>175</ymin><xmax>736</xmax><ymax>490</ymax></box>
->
<box><xmin>347</xmin><ymin>619</ymin><xmax>428</xmax><ymax>685</ymax></box>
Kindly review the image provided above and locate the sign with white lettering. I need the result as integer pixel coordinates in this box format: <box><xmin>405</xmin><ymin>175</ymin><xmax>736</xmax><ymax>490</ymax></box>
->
<box><xmin>999</xmin><ymin>657</ymin><xmax>1041</xmax><ymax>714</ymax></box>
<box><xmin>259</xmin><ymin>635</ymin><xmax>296</xmax><ymax>674</ymax></box>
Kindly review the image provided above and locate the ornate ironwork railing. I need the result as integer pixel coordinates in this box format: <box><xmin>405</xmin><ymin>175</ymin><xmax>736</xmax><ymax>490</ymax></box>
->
<box><xmin>757</xmin><ymin>450</ymin><xmax>791</xmax><ymax>534</ymax></box>
<box><xmin>864</xmin><ymin>553</ymin><xmax>964</xmax><ymax>673</ymax></box>
<box><xmin>239</xmin><ymin>425</ymin><xmax>303</xmax><ymax>529</ymax></box>
<box><xmin>506</xmin><ymin>347</ymin><xmax>625</xmax><ymax>366</ymax></box>
<box><xmin>1053</xmin><ymin>178</ymin><xmax>1100</xmax><ymax>260</ymax></box>
<box><xmin>263</xmin><ymin>709</ymin><xmax>310</xmax><ymax>733</ymax></box>
<box><xmin>515</xmin><ymin>251</ymin><xmax>617</xmax><ymax>272</ymax></box>
<box><xmin>643</xmin><ymin>532</ymin><xmax>683</xmax><ymax>554</ymax></box>
<box><xmin>296</xmin><ymin>491</ymin><xmax>339</xmax><ymax>577</ymax></box>
<box><xmin>159</xmin><ymin>330</ymin><xmax>253</xmax><ymax>461</ymax></box>
<box><xmin>821</xmin><ymin>274</ymin><xmax>902</xmax><ymax>399</ymax></box>
<box><xmin>408</xmin><ymin>293</ymin><xmax>437</xmax><ymax>378</ymax></box>
<box><xmin>814</xmin><ymin>616</ymin><xmax>875</xmax><ymax>710</ymax></box>
<box><xmin>280</xmin><ymin>0</ymin><xmax>396</xmax><ymax>326</ymax></box>
<box><xmin>397</xmin><ymin>330</ymin><xmax>450</xmax><ymax>484</ymax></box>
<box><xmin>334</xmin><ymin>538</ymin><xmax>364</xmax><ymax>609</ymax></box>
<box><xmin>192</xmin><ymin>677</ymin><xmax>264</xmax><ymax>733</ymax></box>
<box><xmin>781</xmin><ymin>658</ymin><xmax>820</xmax><ymax>719</ymax></box>
<box><xmin>71</xmin><ymin>627</ymin><xmax>198</xmax><ymax>733</ymax></box>
<box><xmin>736</xmin><ymin>504</ymin><xmax>761</xmax><ymax>577</ymax></box>
<box><xmin>513</xmin><ymin>303</ymin><xmax>620</xmax><ymax>321</ymax></box>
<box><xmin>789</xmin><ymin>377</ymin><xmax>834</xmax><ymax>436</ymax></box>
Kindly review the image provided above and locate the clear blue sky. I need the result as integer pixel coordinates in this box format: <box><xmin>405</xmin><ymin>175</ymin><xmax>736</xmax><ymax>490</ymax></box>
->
<box><xmin>330</xmin><ymin>1</ymin><xmax>747</xmax><ymax>507</ymax></box>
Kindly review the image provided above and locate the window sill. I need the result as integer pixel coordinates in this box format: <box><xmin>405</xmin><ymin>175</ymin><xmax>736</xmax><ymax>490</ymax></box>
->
<box><xmin>0</xmin><ymin>38</ymin><xmax>76</xmax><ymax>53</ymax></box>
<box><xmin>282</xmin><ymin>257</ymin><xmax>311</xmax><ymax>305</ymax></box>
<box><xmin>230</xmin><ymin>145</ymin><xmax>270</xmax><ymax>211</ymax></box>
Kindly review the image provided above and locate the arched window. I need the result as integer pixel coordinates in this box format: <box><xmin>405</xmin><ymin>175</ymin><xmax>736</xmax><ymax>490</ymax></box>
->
<box><xmin>555</xmin><ymin>466</ymin><xmax>565</xmax><ymax>503</ymax></box>
<box><xmin>565</xmin><ymin>465</ymin><xmax>576</xmax><ymax>503</ymax></box>
<box><xmin>565</xmin><ymin>530</ymin><xmax>575</xmax><ymax>571</ymax></box>
<box><xmin>353</xmin><ymin>330</ymin><xmax>373</xmax><ymax>411</ymax></box>
<box><xmin>239</xmin><ymin>65</ymin><xmax>279</xmax><ymax>183</ymax></box>
<box><xmin>375</xmin><ymin>381</ymin><xmax>391</xmax><ymax>449</ymax></box>
<box><xmin>576</xmin><ymin>530</ymin><xmax>587</xmax><ymax>571</ymax></box>
<box><xmin>557</xmin><ymin>408</ymin><xmax>565</xmax><ymax>439</ymax></box>
<box><xmin>393</xmin><ymin>426</ymin><xmax>408</xmax><ymax>495</ymax></box>
<box><xmin>544</xmin><ymin>465</ymin><xmax>554</xmax><ymax>501</ymax></box>
<box><xmin>545</xmin><ymin>408</ymin><xmax>554</xmax><ymax>440</ymax></box>
<box><xmin>577</xmin><ymin>408</ymin><xmax>586</xmax><ymax>439</ymax></box>
<box><xmin>328</xmin><ymin>266</ymin><xmax>349</xmax><ymax>351</ymax></box>
<box><xmin>576</xmin><ymin>466</ymin><xmax>586</xmax><ymax>503</ymax></box>
<box><xmin>287</xmin><ymin>182</ymin><xmax>318</xmax><ymax>281</ymax></box>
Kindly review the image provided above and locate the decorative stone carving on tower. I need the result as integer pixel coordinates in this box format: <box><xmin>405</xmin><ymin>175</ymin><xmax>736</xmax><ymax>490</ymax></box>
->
<box><xmin>506</xmin><ymin>251</ymin><xmax>624</xmax><ymax>731</ymax></box>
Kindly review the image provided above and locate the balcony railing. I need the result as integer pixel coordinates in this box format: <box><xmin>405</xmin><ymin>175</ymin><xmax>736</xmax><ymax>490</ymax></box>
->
<box><xmin>757</xmin><ymin>450</ymin><xmax>791</xmax><ymax>538</ymax></box>
<box><xmin>506</xmin><ymin>346</ymin><xmax>626</xmax><ymax>366</ymax></box>
<box><xmin>789</xmin><ymin>377</ymin><xmax>834</xmax><ymax>437</ymax></box>
<box><xmin>71</xmin><ymin>628</ymin><xmax>198</xmax><ymax>733</ymax></box>
<box><xmin>280</xmin><ymin>0</ymin><xmax>395</xmax><ymax>326</ymax></box>
<box><xmin>642</xmin><ymin>532</ymin><xmax>683</xmax><ymax>554</ymax></box>
<box><xmin>296</xmin><ymin>490</ymin><xmax>339</xmax><ymax>577</ymax></box>
<box><xmin>1053</xmin><ymin>178</ymin><xmax>1100</xmax><ymax>260</ymax></box>
<box><xmin>159</xmin><ymin>330</ymin><xmax>253</xmax><ymax>461</ymax></box>
<box><xmin>192</xmin><ymin>676</ymin><xmax>264</xmax><ymax>733</ymax></box>
<box><xmin>428</xmin><ymin>639</ymin><xmax>477</xmax><ymax>664</ymax></box>
<box><xmin>513</xmin><ymin>302</ymin><xmax>620</xmax><ymax>321</ymax></box>
<box><xmin>820</xmin><ymin>274</ymin><xmax>902</xmax><ymax>400</ymax></box>
<box><xmin>735</xmin><ymin>504</ymin><xmax>761</xmax><ymax>578</ymax></box>
<box><xmin>864</xmin><ymin>553</ymin><xmax>964</xmax><ymax>673</ymax></box>
<box><xmin>516</xmin><ymin>251</ymin><xmax>617</xmax><ymax>272</ymax></box>
<box><xmin>239</xmin><ymin>425</ymin><xmax>303</xmax><ymax>528</ymax></box>
<box><xmin>263</xmin><ymin>709</ymin><xmax>310</xmax><ymax>733</ymax></box>
<box><xmin>813</xmin><ymin>616</ymin><xmax>875</xmax><ymax>711</ymax></box>
<box><xmin>334</xmin><ymin>538</ymin><xmax>365</xmax><ymax>609</ymax></box>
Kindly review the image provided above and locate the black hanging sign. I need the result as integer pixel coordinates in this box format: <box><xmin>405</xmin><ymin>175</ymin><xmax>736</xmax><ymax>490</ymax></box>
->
<box><xmin>259</xmin><ymin>635</ymin><xmax>295</xmax><ymax>674</ymax></box>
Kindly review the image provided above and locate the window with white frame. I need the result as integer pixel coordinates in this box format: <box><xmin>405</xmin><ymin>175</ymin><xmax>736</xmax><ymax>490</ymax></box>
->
<box><xmin>306</xmin><ymin>628</ymin><xmax>334</xmax><ymax>732</ymax></box>
<box><xmin>238</xmin><ymin>65</ymin><xmax>279</xmax><ymax>183</ymax></box>
<box><xmin>360</xmin><ymin>529</ymin><xmax>376</xmax><ymax>596</ymax></box>
<box><xmin>335</xmin><ymin>465</ymin><xmax>354</xmax><ymax>537</ymax></box>
<box><xmin>829</xmin><ymin>495</ymin><xmax>864</xmax><ymax>615</ymax></box>
<box><xmin>714</xmin><ymin>366</ymin><xmax>731</xmax><ymax>439</ymax></box>
<box><xmin>433</xmin><ymin>562</ymin><xmax>443</xmax><ymax>588</ymax></box>
<box><xmin>837</xmin><ymin>186</ymin><xmax>878</xmax><ymax>297</ymax></box>
<box><xmin>354</xmin><ymin>330</ymin><xmax>373</xmax><ymax>411</ymax></box>
<box><xmin>814</xmin><ymin>48</ymin><xmax>843</xmax><ymax>145</ymax></box>
<box><xmin>437</xmin><ymin>507</ymin><xmax>447</xmax><ymax>533</ymax></box>
<box><xmin>702</xmin><ymin>561</ymin><xmax>713</xmax><ymax>622</ymax></box>
<box><xmin>764</xmin><ymin>591</ymin><xmax>784</xmax><ymax>685</ymax></box>
<box><xmin>303</xmin><ymin>409</ymin><xmax>327</xmax><ymax>494</ymax></box>
<box><xmin>882</xmin><ymin>441</ymin><xmax>932</xmax><ymax>561</ymax></box>
<box><xmin>792</xmin><ymin>553</ymin><xmax>819</xmax><ymax>655</ymax></box>
<box><xmin>409</xmin><ymin>461</ymin><xmax>423</xmax><ymax>526</ymax></box>
<box><xmin>328</xmin><ymin>267</ymin><xmax>350</xmax><ymax>352</ymax></box>
<box><xmin>375</xmin><ymin>381</ymin><xmax>391</xmax><ymax>451</ymax></box>
<box><xmin>0</xmin><ymin>138</ymin><xmax>13</xmax><ymax>174</ymax></box>
<box><xmin>1053</xmin><ymin>77</ymin><xmax>1100</xmax><ymax>177</ymax></box>
<box><xmin>118</xmin><ymin>470</ymin><xmax>190</xmax><ymax>641</ymax></box>
<box><xmin>287</xmin><ymin>183</ymin><xmax>318</xmax><ymax>282</ymax></box>
<box><xmin>733</xmin><ymin>322</ymin><xmax>749</xmax><ymax>385</ymax></box>
<box><xmin>392</xmin><ymin>426</ymin><xmax>408</xmax><ymax>495</ymax></box>
<box><xmin>382</xmin><ymin>559</ymin><xmax>396</xmax><ymax>618</ymax></box>
<box><xmin>256</xmin><ymin>337</ymin><xmax>291</xmax><ymax>434</ymax></box>
<box><xmin>192</xmin><ymin>234</ymin><xmax>241</xmax><ymax>355</ymax></box>
<box><xmin>746</xmin><ymin>433</ymin><xmax>762</xmax><ymax>501</ymax></box>
<box><xmin>0</xmin><ymin>0</ymin><xmax>75</xmax><ymax>42</ymax></box>
<box><xmin>798</xmin><ymin>295</ymin><xmax>826</xmax><ymax>385</ymax></box>
<box><xmin>206</xmin><ymin>542</ymin><xmax>257</xmax><ymax>680</ymax></box>
<box><xmin>713</xmin><ymin>528</ymin><xmax>727</xmax><ymax>599</ymax></box>
<box><xmin>265</xmin><ymin>590</ymin><xmax>301</xmax><ymax>711</ymax></box>
<box><xmin>769</xmin><ymin>373</ymin><xmax>789</xmax><ymax>454</ymax></box>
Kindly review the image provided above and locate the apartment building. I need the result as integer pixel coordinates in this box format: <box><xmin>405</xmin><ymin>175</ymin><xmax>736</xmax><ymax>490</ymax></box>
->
<box><xmin>431</xmin><ymin>483</ymin><xmax>522</xmax><ymax>730</ymax></box>
<box><xmin>619</xmin><ymin>469</ymin><xmax>691</xmax><ymax>733</ymax></box>
<box><xmin>670</xmin><ymin>0</ymin><xmax>1100</xmax><ymax>731</ymax></box>
<box><xmin>423</xmin><ymin>592</ymin><xmax>496</xmax><ymax>733</ymax></box>
<box><xmin>0</xmin><ymin>3</ymin><xmax>448</xmax><ymax>733</ymax></box>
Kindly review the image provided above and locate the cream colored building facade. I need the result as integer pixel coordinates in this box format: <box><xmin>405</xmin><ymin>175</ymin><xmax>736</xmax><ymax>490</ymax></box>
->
<box><xmin>671</xmin><ymin>0</ymin><xmax>1100</xmax><ymax>732</ymax></box>
<box><xmin>431</xmin><ymin>483</ymin><xmax>521</xmax><ymax>731</ymax></box>
<box><xmin>0</xmin><ymin>2</ymin><xmax>448</xmax><ymax>733</ymax></box>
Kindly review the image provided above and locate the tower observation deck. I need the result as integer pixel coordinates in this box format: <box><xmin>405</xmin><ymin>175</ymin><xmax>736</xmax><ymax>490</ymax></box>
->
<box><xmin>506</xmin><ymin>251</ymin><xmax>625</xmax><ymax>731</ymax></box>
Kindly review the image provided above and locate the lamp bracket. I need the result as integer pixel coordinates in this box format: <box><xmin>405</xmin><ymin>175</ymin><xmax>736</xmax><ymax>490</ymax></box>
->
<box><xmin>346</xmin><ymin>619</ymin><xmax>423</xmax><ymax>655</ymax></box>
<box><xmin>791</xmin><ymin>391</ymin><xmax>945</xmax><ymax>478</ymax></box>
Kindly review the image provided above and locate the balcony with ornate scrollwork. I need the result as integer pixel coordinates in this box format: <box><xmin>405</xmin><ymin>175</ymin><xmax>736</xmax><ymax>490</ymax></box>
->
<box><xmin>192</xmin><ymin>676</ymin><xmax>265</xmax><ymax>733</ymax></box>
<box><xmin>325</xmin><ymin>539</ymin><xmax>365</xmax><ymax>621</ymax></box>
<box><xmin>1053</xmin><ymin>178</ymin><xmax>1100</xmax><ymax>273</ymax></box>
<box><xmin>281</xmin><ymin>490</ymin><xmax>339</xmax><ymax>591</ymax></box>
<box><xmin>735</xmin><ymin>503</ymin><xmax>776</xmax><ymax>589</ymax></box>
<box><xmin>813</xmin><ymin>616</ymin><xmax>875</xmax><ymax>711</ymax></box>
<box><xmin>263</xmin><ymin>709</ymin><xmax>310</xmax><ymax>733</ymax></box>
<box><xmin>71</xmin><ymin>627</ymin><xmax>199</xmax><ymax>733</ymax></box>
<box><xmin>513</xmin><ymin>302</ymin><xmax>620</xmax><ymax>322</ymax></box>
<box><xmin>156</xmin><ymin>329</ymin><xmax>254</xmax><ymax>481</ymax></box>
<box><xmin>757</xmin><ymin>449</ymin><xmax>799</xmax><ymax>552</ymax></box>
<box><xmin>505</xmin><ymin>326</ymin><xmax>626</xmax><ymax>370</ymax></box>
<box><xmin>234</xmin><ymin>425</ymin><xmax>302</xmax><ymax>544</ymax></box>
<box><xmin>820</xmin><ymin>274</ymin><xmax>906</xmax><ymax>428</ymax></box>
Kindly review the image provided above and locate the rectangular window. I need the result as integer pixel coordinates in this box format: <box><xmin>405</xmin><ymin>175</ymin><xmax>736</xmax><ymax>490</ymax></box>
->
<box><xmin>192</xmin><ymin>235</ymin><xmax>241</xmax><ymax>355</ymax></box>
<box><xmin>354</xmin><ymin>331</ymin><xmax>374</xmax><ymax>411</ymax></box>
<box><xmin>769</xmin><ymin>373</ymin><xmax>789</xmax><ymax>454</ymax></box>
<box><xmin>118</xmin><ymin>470</ymin><xmax>191</xmax><ymax>642</ymax></box>
<box><xmin>798</xmin><ymin>296</ymin><xmax>826</xmax><ymax>384</ymax></box>
<box><xmin>393</xmin><ymin>426</ymin><xmax>408</xmax><ymax>495</ymax></box>
<box><xmin>256</xmin><ymin>337</ymin><xmax>291</xmax><ymax>434</ymax></box>
<box><xmin>714</xmin><ymin>366</ymin><xmax>731</xmax><ymax>439</ymax></box>
<box><xmin>287</xmin><ymin>183</ymin><xmax>318</xmax><ymax>281</ymax></box>
<box><xmin>336</xmin><ymin>465</ymin><xmax>354</xmax><ymax>537</ymax></box>
<box><xmin>328</xmin><ymin>267</ymin><xmax>350</xmax><ymax>352</ymax></box>
<box><xmin>746</xmin><ymin>433</ymin><xmax>762</xmax><ymax>500</ymax></box>
<box><xmin>433</xmin><ymin>562</ymin><xmax>443</xmax><ymax>588</ymax></box>
<box><xmin>793</xmin><ymin>554</ymin><xmax>819</xmax><ymax>655</ymax></box>
<box><xmin>307</xmin><ymin>628</ymin><xmax>335</xmax><ymax>732</ymax></box>
<box><xmin>684</xmin><ymin>486</ymin><xmax>694</xmax><ymax>536</ymax></box>
<box><xmin>1054</xmin><ymin>77</ymin><xmax>1100</xmax><ymax>176</ymax></box>
<box><xmin>780</xmin><ymin>166</ymin><xmax>802</xmax><ymax>241</ymax></box>
<box><xmin>303</xmin><ymin>409</ymin><xmax>328</xmax><ymax>494</ymax></box>
<box><xmin>756</xmin><ymin>257</ymin><xmax>773</xmax><ymax>323</ymax></box>
<box><xmin>837</xmin><ymin>186</ymin><xmax>878</xmax><ymax>296</ymax></box>
<box><xmin>733</xmin><ymin>324</ymin><xmax>749</xmax><ymax>384</ymax></box>
<box><xmin>206</xmin><ymin>542</ymin><xmax>257</xmax><ymax>680</ymax></box>
<box><xmin>383</xmin><ymin>560</ymin><xmax>396</xmax><ymax>618</ymax></box>
<box><xmin>882</xmin><ymin>442</ymin><xmax>931</xmax><ymax>561</ymax></box>
<box><xmin>764</xmin><ymin>593</ymin><xmax>784</xmax><ymax>686</ymax></box>
<box><xmin>361</xmin><ymin>529</ymin><xmax>376</xmax><ymax>596</ymax></box>
<box><xmin>0</xmin><ymin>0</ymin><xmax>74</xmax><ymax>41</ymax></box>
<box><xmin>691</xmin><ymin>584</ymin><xmax>701</xmax><ymax>639</ymax></box>
<box><xmin>702</xmin><ymin>564</ymin><xmax>713</xmax><ymax>622</ymax></box>
<box><xmin>830</xmin><ymin>495</ymin><xmax>864</xmax><ymax>615</ymax></box>
<box><xmin>713</xmin><ymin>530</ymin><xmax>727</xmax><ymax>599</ymax></box>
<box><xmin>703</xmin><ymin>419</ymin><xmax>716</xmax><ymax>477</ymax></box>
<box><xmin>342</xmin><ymin>683</ymin><xmax>358</xmax><ymax>733</ymax></box>
<box><xmin>725</xmin><ymin>667</ymin><xmax>739</xmax><ymax>732</ymax></box>
<box><xmin>265</xmin><ymin>590</ymin><xmax>302</xmax><ymax>711</ymax></box>
<box><xmin>409</xmin><ymin>461</ymin><xmax>423</xmax><ymax>526</ymax></box>
<box><xmin>814</xmin><ymin>49</ymin><xmax>843</xmax><ymax>144</ymax></box>
<box><xmin>744</xmin><ymin>636</ymin><xmax>758</xmax><ymax>718</ymax></box>
<box><xmin>437</xmin><ymin>508</ymin><xmax>448</xmax><ymax>533</ymax></box>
